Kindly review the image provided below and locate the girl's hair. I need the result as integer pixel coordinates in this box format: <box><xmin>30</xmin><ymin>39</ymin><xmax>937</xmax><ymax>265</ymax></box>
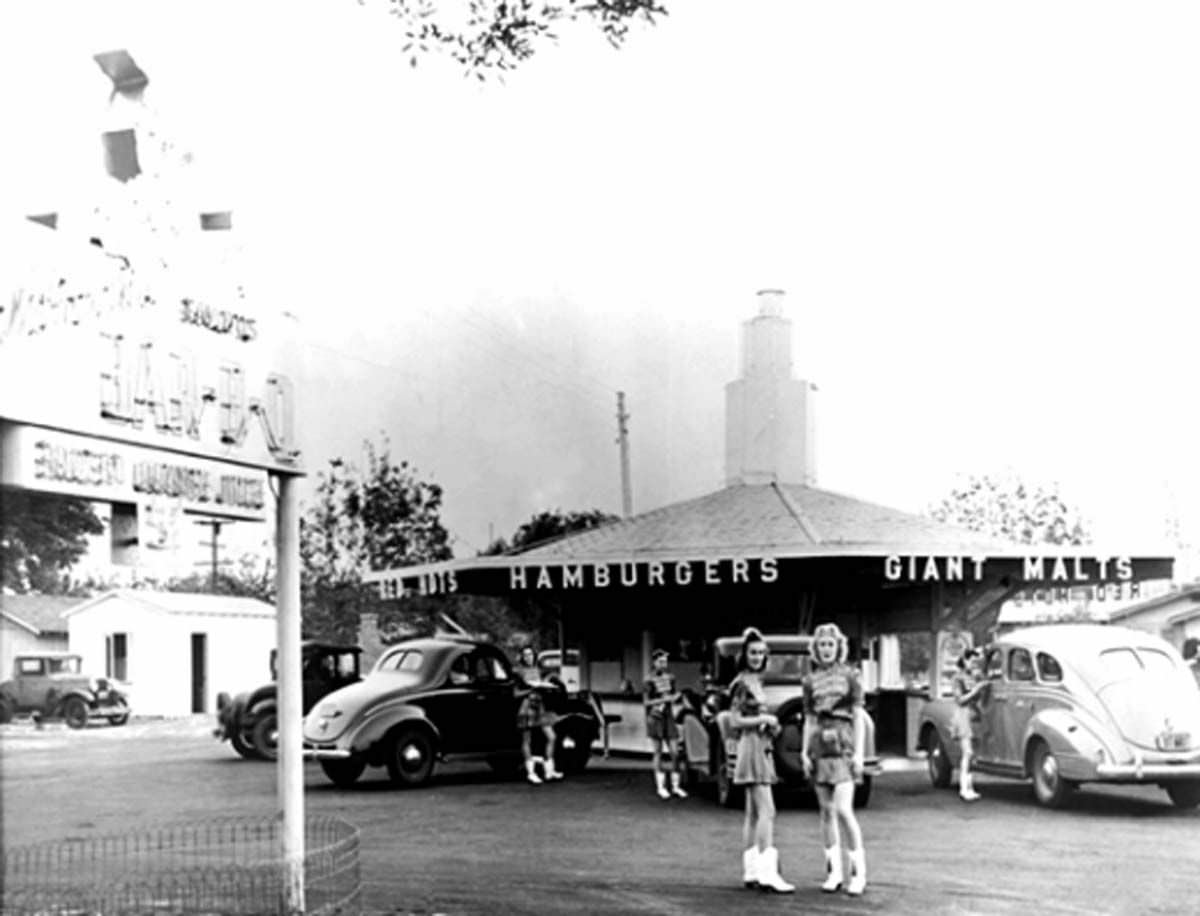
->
<box><xmin>517</xmin><ymin>645</ymin><xmax>536</xmax><ymax>661</ymax></box>
<box><xmin>956</xmin><ymin>647</ymin><xmax>980</xmax><ymax>671</ymax></box>
<box><xmin>811</xmin><ymin>622</ymin><xmax>848</xmax><ymax>667</ymax></box>
<box><xmin>736</xmin><ymin>626</ymin><xmax>768</xmax><ymax>672</ymax></box>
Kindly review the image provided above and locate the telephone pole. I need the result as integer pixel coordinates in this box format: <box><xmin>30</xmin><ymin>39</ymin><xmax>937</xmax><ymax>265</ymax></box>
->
<box><xmin>616</xmin><ymin>391</ymin><xmax>633</xmax><ymax>518</ymax></box>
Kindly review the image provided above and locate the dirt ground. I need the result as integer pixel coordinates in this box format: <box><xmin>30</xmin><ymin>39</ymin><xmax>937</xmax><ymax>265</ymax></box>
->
<box><xmin>2</xmin><ymin>716</ymin><xmax>1198</xmax><ymax>915</ymax></box>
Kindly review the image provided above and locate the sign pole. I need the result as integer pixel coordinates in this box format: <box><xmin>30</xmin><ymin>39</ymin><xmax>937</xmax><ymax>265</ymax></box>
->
<box><xmin>275</xmin><ymin>471</ymin><xmax>304</xmax><ymax>914</ymax></box>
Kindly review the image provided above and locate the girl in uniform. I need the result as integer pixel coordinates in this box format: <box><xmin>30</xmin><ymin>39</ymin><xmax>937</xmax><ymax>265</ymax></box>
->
<box><xmin>728</xmin><ymin>627</ymin><xmax>794</xmax><ymax>893</ymax></box>
<box><xmin>644</xmin><ymin>648</ymin><xmax>687</xmax><ymax>799</ymax></box>
<box><xmin>800</xmin><ymin>622</ymin><xmax>868</xmax><ymax>896</ymax></box>
<box><xmin>514</xmin><ymin>646</ymin><xmax>562</xmax><ymax>784</ymax></box>
<box><xmin>951</xmin><ymin>648</ymin><xmax>986</xmax><ymax>801</ymax></box>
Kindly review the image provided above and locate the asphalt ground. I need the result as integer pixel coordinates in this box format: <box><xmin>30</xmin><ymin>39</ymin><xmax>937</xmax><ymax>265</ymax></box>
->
<box><xmin>2</xmin><ymin>717</ymin><xmax>1199</xmax><ymax>915</ymax></box>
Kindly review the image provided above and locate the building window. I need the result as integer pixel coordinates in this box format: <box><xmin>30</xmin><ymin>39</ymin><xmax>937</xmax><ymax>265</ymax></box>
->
<box><xmin>107</xmin><ymin>633</ymin><xmax>128</xmax><ymax>681</ymax></box>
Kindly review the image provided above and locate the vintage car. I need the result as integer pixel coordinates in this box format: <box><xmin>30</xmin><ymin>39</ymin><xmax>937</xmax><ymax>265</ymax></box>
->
<box><xmin>303</xmin><ymin>636</ymin><xmax>614</xmax><ymax>788</ymax></box>
<box><xmin>676</xmin><ymin>634</ymin><xmax>880</xmax><ymax>808</ymax></box>
<box><xmin>916</xmin><ymin>624</ymin><xmax>1200</xmax><ymax>808</ymax></box>
<box><xmin>214</xmin><ymin>641</ymin><xmax>363</xmax><ymax>760</ymax></box>
<box><xmin>0</xmin><ymin>652</ymin><xmax>130</xmax><ymax>728</ymax></box>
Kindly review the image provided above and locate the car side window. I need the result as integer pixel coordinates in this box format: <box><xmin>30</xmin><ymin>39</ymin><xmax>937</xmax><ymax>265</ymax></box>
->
<box><xmin>1037</xmin><ymin>652</ymin><xmax>1063</xmax><ymax>683</ymax></box>
<box><xmin>19</xmin><ymin>658</ymin><xmax>43</xmax><ymax>675</ymax></box>
<box><xmin>1009</xmin><ymin>648</ymin><xmax>1035</xmax><ymax>682</ymax></box>
<box><xmin>448</xmin><ymin>654</ymin><xmax>471</xmax><ymax>686</ymax></box>
<box><xmin>984</xmin><ymin>648</ymin><xmax>1003</xmax><ymax>680</ymax></box>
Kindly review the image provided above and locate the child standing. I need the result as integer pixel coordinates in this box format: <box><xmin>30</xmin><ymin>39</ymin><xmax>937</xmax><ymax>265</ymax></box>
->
<box><xmin>644</xmin><ymin>648</ymin><xmax>687</xmax><ymax>800</ymax></box>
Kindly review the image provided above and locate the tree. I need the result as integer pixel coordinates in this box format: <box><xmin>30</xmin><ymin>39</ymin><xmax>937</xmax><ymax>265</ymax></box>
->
<box><xmin>0</xmin><ymin>491</ymin><xmax>105</xmax><ymax>594</ymax></box>
<box><xmin>162</xmin><ymin>553</ymin><xmax>276</xmax><ymax>603</ymax></box>
<box><xmin>301</xmin><ymin>437</ymin><xmax>452</xmax><ymax>641</ymax></box>
<box><xmin>929</xmin><ymin>472</ymin><xmax>1090</xmax><ymax>546</ymax></box>
<box><xmin>366</xmin><ymin>0</ymin><xmax>667</xmax><ymax>74</ymax></box>
<box><xmin>483</xmin><ymin>507</ymin><xmax>618</xmax><ymax>555</ymax></box>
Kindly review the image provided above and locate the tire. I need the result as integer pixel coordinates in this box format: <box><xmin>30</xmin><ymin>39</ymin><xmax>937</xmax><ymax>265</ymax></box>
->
<box><xmin>1165</xmin><ymin>780</ymin><xmax>1200</xmax><ymax>809</ymax></box>
<box><xmin>716</xmin><ymin>740</ymin><xmax>742</xmax><ymax>809</ymax></box>
<box><xmin>107</xmin><ymin>713</ymin><xmax>130</xmax><ymax>726</ymax></box>
<box><xmin>385</xmin><ymin>726</ymin><xmax>436</xmax><ymax>788</ymax></box>
<box><xmin>772</xmin><ymin>707</ymin><xmax>807</xmax><ymax>783</ymax></box>
<box><xmin>251</xmin><ymin>712</ymin><xmax>279</xmax><ymax>761</ymax></box>
<box><xmin>61</xmin><ymin>696</ymin><xmax>89</xmax><ymax>729</ymax></box>
<box><xmin>1030</xmin><ymin>740</ymin><xmax>1072</xmax><ymax>808</ymax></box>
<box><xmin>0</xmin><ymin>697</ymin><xmax>14</xmax><ymax>724</ymax></box>
<box><xmin>853</xmin><ymin>775</ymin><xmax>873</xmax><ymax>809</ymax></box>
<box><xmin>926</xmin><ymin>730</ymin><xmax>952</xmax><ymax>789</ymax></box>
<box><xmin>320</xmin><ymin>756</ymin><xmax>367</xmax><ymax>788</ymax></box>
<box><xmin>555</xmin><ymin>721</ymin><xmax>593</xmax><ymax>775</ymax></box>
<box><xmin>231</xmin><ymin>726</ymin><xmax>259</xmax><ymax>760</ymax></box>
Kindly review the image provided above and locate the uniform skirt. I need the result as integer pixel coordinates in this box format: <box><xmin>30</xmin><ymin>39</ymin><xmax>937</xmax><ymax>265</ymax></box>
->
<box><xmin>646</xmin><ymin>711</ymin><xmax>679</xmax><ymax>741</ymax></box>
<box><xmin>517</xmin><ymin>693</ymin><xmax>557</xmax><ymax>730</ymax></box>
<box><xmin>733</xmin><ymin>729</ymin><xmax>777</xmax><ymax>786</ymax></box>
<box><xmin>806</xmin><ymin>717</ymin><xmax>856</xmax><ymax>786</ymax></box>
<box><xmin>950</xmin><ymin>705</ymin><xmax>978</xmax><ymax>743</ymax></box>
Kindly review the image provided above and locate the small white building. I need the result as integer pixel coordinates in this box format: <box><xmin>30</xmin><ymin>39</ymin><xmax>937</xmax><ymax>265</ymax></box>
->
<box><xmin>63</xmin><ymin>590</ymin><xmax>277</xmax><ymax>717</ymax></box>
<box><xmin>0</xmin><ymin>594</ymin><xmax>75</xmax><ymax>679</ymax></box>
<box><xmin>1105</xmin><ymin>582</ymin><xmax>1200</xmax><ymax>652</ymax></box>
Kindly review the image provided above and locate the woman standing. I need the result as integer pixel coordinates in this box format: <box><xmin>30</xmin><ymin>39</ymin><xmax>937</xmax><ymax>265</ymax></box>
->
<box><xmin>800</xmin><ymin>622</ymin><xmax>868</xmax><ymax>896</ymax></box>
<box><xmin>514</xmin><ymin>646</ymin><xmax>562</xmax><ymax>784</ymax></box>
<box><xmin>951</xmin><ymin>648</ymin><xmax>986</xmax><ymax>801</ymax></box>
<box><xmin>728</xmin><ymin>627</ymin><xmax>794</xmax><ymax>893</ymax></box>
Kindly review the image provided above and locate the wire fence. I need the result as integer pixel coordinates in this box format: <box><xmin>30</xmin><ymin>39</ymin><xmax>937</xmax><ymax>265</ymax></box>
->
<box><xmin>1</xmin><ymin>814</ymin><xmax>360</xmax><ymax>916</ymax></box>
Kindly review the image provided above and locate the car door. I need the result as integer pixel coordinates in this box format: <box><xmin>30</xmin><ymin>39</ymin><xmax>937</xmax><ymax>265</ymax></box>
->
<box><xmin>422</xmin><ymin>648</ymin><xmax>477</xmax><ymax>753</ymax></box>
<box><xmin>15</xmin><ymin>658</ymin><xmax>47</xmax><ymax>710</ymax></box>
<box><xmin>976</xmin><ymin>647</ymin><xmax>1007</xmax><ymax>763</ymax></box>
<box><xmin>998</xmin><ymin>646</ymin><xmax>1038</xmax><ymax>767</ymax></box>
<box><xmin>469</xmin><ymin>649</ymin><xmax>522</xmax><ymax>753</ymax></box>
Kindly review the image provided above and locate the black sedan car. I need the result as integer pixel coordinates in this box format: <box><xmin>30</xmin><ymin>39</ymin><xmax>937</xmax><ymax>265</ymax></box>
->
<box><xmin>303</xmin><ymin>637</ymin><xmax>611</xmax><ymax>788</ymax></box>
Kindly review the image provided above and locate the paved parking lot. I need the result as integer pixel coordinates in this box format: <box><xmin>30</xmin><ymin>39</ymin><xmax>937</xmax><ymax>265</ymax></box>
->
<box><xmin>2</xmin><ymin>717</ymin><xmax>1198</xmax><ymax>915</ymax></box>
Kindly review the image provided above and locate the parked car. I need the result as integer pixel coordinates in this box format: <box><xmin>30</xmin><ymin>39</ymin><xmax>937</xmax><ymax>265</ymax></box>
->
<box><xmin>0</xmin><ymin>652</ymin><xmax>130</xmax><ymax>728</ymax></box>
<box><xmin>537</xmin><ymin>648</ymin><xmax>581</xmax><ymax>692</ymax></box>
<box><xmin>214</xmin><ymin>641</ymin><xmax>362</xmax><ymax>760</ymax></box>
<box><xmin>916</xmin><ymin>624</ymin><xmax>1200</xmax><ymax>809</ymax></box>
<box><xmin>303</xmin><ymin>636</ymin><xmax>613</xmax><ymax>788</ymax></box>
<box><xmin>676</xmin><ymin>634</ymin><xmax>880</xmax><ymax>808</ymax></box>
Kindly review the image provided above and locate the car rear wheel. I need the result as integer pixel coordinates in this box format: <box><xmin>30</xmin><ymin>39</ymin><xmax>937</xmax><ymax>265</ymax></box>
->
<box><xmin>1030</xmin><ymin>740</ymin><xmax>1072</xmax><ymax>808</ymax></box>
<box><xmin>107</xmin><ymin>713</ymin><xmax>129</xmax><ymax>726</ymax></box>
<box><xmin>0</xmin><ymin>697</ymin><xmax>14</xmax><ymax>724</ymax></box>
<box><xmin>555</xmin><ymin>721</ymin><xmax>593</xmax><ymax>774</ymax></box>
<box><xmin>231</xmin><ymin>726</ymin><xmax>259</xmax><ymax>759</ymax></box>
<box><xmin>61</xmin><ymin>696</ymin><xmax>89</xmax><ymax>729</ymax></box>
<box><xmin>925</xmin><ymin>730</ymin><xmax>952</xmax><ymax>789</ymax></box>
<box><xmin>853</xmin><ymin>775</ymin><xmax>873</xmax><ymax>808</ymax></box>
<box><xmin>716</xmin><ymin>741</ymin><xmax>742</xmax><ymax>809</ymax></box>
<box><xmin>321</xmin><ymin>756</ymin><xmax>367</xmax><ymax>788</ymax></box>
<box><xmin>1165</xmin><ymin>780</ymin><xmax>1200</xmax><ymax>809</ymax></box>
<box><xmin>386</xmin><ymin>727</ymin><xmax>436</xmax><ymax>788</ymax></box>
<box><xmin>252</xmin><ymin>712</ymin><xmax>279</xmax><ymax>761</ymax></box>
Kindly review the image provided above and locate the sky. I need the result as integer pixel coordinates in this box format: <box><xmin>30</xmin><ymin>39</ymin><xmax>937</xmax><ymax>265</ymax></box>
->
<box><xmin>2</xmin><ymin>1</ymin><xmax>1198</xmax><ymax>567</ymax></box>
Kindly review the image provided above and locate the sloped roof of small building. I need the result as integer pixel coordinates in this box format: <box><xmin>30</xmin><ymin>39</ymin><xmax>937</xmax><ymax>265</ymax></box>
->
<box><xmin>62</xmin><ymin>589</ymin><xmax>276</xmax><ymax>619</ymax></box>
<box><xmin>0</xmin><ymin>593</ymin><xmax>78</xmax><ymax>634</ymax></box>
<box><xmin>1105</xmin><ymin>583</ymin><xmax>1200</xmax><ymax>624</ymax></box>
<box><xmin>513</xmin><ymin>482</ymin><xmax>1017</xmax><ymax>561</ymax></box>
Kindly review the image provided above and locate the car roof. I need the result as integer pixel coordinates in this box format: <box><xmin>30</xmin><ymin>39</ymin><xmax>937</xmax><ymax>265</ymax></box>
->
<box><xmin>16</xmin><ymin>652</ymin><xmax>81</xmax><ymax>659</ymax></box>
<box><xmin>995</xmin><ymin>624</ymin><xmax>1176</xmax><ymax>656</ymax></box>
<box><xmin>300</xmin><ymin>641</ymin><xmax>362</xmax><ymax>653</ymax></box>
<box><xmin>714</xmin><ymin>634</ymin><xmax>813</xmax><ymax>655</ymax></box>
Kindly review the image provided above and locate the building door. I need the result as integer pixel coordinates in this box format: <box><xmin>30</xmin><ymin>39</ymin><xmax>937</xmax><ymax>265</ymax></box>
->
<box><xmin>106</xmin><ymin>633</ymin><xmax>128</xmax><ymax>681</ymax></box>
<box><xmin>190</xmin><ymin>633</ymin><xmax>207</xmax><ymax>714</ymax></box>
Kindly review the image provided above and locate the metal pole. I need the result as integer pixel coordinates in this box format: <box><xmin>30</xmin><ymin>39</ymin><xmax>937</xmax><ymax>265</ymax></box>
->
<box><xmin>616</xmin><ymin>392</ymin><xmax>633</xmax><ymax>518</ymax></box>
<box><xmin>275</xmin><ymin>472</ymin><xmax>304</xmax><ymax>914</ymax></box>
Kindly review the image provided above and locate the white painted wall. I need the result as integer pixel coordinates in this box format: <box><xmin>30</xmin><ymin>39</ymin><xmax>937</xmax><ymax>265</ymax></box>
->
<box><xmin>0</xmin><ymin>620</ymin><xmax>68</xmax><ymax>682</ymax></box>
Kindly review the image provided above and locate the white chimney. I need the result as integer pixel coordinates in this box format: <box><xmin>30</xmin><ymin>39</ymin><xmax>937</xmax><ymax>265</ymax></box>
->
<box><xmin>724</xmin><ymin>289</ymin><xmax>817</xmax><ymax>486</ymax></box>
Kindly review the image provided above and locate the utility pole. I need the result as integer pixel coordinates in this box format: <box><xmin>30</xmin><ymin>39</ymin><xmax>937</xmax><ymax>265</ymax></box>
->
<box><xmin>616</xmin><ymin>391</ymin><xmax>633</xmax><ymax>518</ymax></box>
<box><xmin>194</xmin><ymin>518</ymin><xmax>224</xmax><ymax>591</ymax></box>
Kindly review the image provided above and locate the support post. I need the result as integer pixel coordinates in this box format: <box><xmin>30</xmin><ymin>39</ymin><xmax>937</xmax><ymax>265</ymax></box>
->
<box><xmin>275</xmin><ymin>472</ymin><xmax>304</xmax><ymax>914</ymax></box>
<box><xmin>928</xmin><ymin>582</ymin><xmax>943</xmax><ymax>700</ymax></box>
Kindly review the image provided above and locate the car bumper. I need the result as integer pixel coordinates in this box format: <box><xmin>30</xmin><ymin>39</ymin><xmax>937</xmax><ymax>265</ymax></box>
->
<box><xmin>303</xmin><ymin>744</ymin><xmax>352</xmax><ymax>760</ymax></box>
<box><xmin>1096</xmin><ymin>762</ymin><xmax>1200</xmax><ymax>780</ymax></box>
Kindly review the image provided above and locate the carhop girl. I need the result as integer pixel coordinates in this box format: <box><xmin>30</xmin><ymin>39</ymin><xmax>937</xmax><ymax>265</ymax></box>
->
<box><xmin>800</xmin><ymin>622</ymin><xmax>868</xmax><ymax>896</ymax></box>
<box><xmin>513</xmin><ymin>646</ymin><xmax>562</xmax><ymax>784</ymax></box>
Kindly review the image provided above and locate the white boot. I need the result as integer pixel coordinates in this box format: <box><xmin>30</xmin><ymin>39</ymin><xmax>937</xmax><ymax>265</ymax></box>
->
<box><xmin>960</xmin><ymin>770</ymin><xmax>980</xmax><ymax>801</ymax></box>
<box><xmin>543</xmin><ymin>757</ymin><xmax>563</xmax><ymax>781</ymax></box>
<box><xmin>846</xmin><ymin>846</ymin><xmax>867</xmax><ymax>896</ymax></box>
<box><xmin>654</xmin><ymin>770</ymin><xmax>670</xmax><ymax>799</ymax></box>
<box><xmin>670</xmin><ymin>770</ymin><xmax>688</xmax><ymax>798</ymax></box>
<box><xmin>525</xmin><ymin>758</ymin><xmax>542</xmax><ymax>785</ymax></box>
<box><xmin>742</xmin><ymin>847</ymin><xmax>759</xmax><ymax>889</ymax></box>
<box><xmin>756</xmin><ymin>847</ymin><xmax>795</xmax><ymax>894</ymax></box>
<box><xmin>820</xmin><ymin>844</ymin><xmax>843</xmax><ymax>893</ymax></box>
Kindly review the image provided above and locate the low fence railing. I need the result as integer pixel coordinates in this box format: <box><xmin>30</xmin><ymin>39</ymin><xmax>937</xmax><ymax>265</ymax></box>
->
<box><xmin>1</xmin><ymin>814</ymin><xmax>360</xmax><ymax>915</ymax></box>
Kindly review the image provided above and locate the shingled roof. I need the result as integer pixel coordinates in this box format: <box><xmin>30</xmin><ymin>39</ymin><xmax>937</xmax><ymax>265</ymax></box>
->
<box><xmin>0</xmin><ymin>594</ymin><xmax>78</xmax><ymax>635</ymax></box>
<box><xmin>512</xmin><ymin>482</ymin><xmax>1014</xmax><ymax>561</ymax></box>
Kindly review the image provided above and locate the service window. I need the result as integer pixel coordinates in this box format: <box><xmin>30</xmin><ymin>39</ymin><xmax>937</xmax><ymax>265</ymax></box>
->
<box><xmin>1008</xmin><ymin>648</ymin><xmax>1035</xmax><ymax>682</ymax></box>
<box><xmin>1036</xmin><ymin>652</ymin><xmax>1063</xmax><ymax>683</ymax></box>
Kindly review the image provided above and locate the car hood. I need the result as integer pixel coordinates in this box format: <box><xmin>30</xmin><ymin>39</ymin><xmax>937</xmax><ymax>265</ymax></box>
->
<box><xmin>1097</xmin><ymin>677</ymin><xmax>1200</xmax><ymax>751</ymax></box>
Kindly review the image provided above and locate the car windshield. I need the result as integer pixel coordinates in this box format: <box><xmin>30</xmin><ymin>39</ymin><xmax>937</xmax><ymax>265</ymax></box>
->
<box><xmin>762</xmin><ymin>652</ymin><xmax>808</xmax><ymax>683</ymax></box>
<box><xmin>47</xmin><ymin>657</ymin><xmax>82</xmax><ymax>674</ymax></box>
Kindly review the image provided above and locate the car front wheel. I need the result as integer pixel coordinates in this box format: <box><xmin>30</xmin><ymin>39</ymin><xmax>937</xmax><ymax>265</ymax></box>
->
<box><xmin>321</xmin><ymin>756</ymin><xmax>367</xmax><ymax>788</ymax></box>
<box><xmin>1030</xmin><ymin>740</ymin><xmax>1072</xmax><ymax>808</ymax></box>
<box><xmin>925</xmin><ymin>730</ymin><xmax>952</xmax><ymax>789</ymax></box>
<box><xmin>61</xmin><ymin>696</ymin><xmax>89</xmax><ymax>729</ymax></box>
<box><xmin>252</xmin><ymin>712</ymin><xmax>279</xmax><ymax>761</ymax></box>
<box><xmin>555</xmin><ymin>721</ymin><xmax>593</xmax><ymax>774</ymax></box>
<box><xmin>1165</xmin><ymin>780</ymin><xmax>1200</xmax><ymax>809</ymax></box>
<box><xmin>107</xmin><ymin>713</ymin><xmax>129</xmax><ymax>726</ymax></box>
<box><xmin>0</xmin><ymin>697</ymin><xmax>14</xmax><ymax>724</ymax></box>
<box><xmin>385</xmin><ymin>727</ymin><xmax>436</xmax><ymax>788</ymax></box>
